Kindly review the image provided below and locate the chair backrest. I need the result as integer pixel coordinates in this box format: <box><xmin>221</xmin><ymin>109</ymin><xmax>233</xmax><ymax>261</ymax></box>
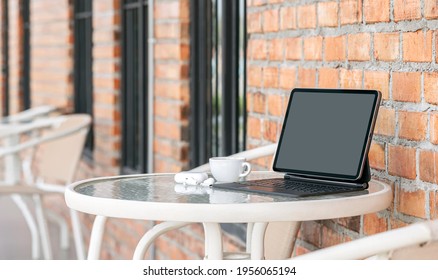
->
<box><xmin>292</xmin><ymin>220</ymin><xmax>438</xmax><ymax>260</ymax></box>
<box><xmin>35</xmin><ymin>114</ymin><xmax>91</xmax><ymax>184</ymax></box>
<box><xmin>190</xmin><ymin>144</ymin><xmax>277</xmax><ymax>172</ymax></box>
<box><xmin>2</xmin><ymin>105</ymin><xmax>57</xmax><ymax>123</ymax></box>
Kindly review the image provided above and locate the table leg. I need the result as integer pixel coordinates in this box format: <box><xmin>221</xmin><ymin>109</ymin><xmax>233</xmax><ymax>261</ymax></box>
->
<box><xmin>246</xmin><ymin>223</ymin><xmax>254</xmax><ymax>253</ymax></box>
<box><xmin>133</xmin><ymin>221</ymin><xmax>192</xmax><ymax>260</ymax></box>
<box><xmin>250</xmin><ymin>222</ymin><xmax>268</xmax><ymax>260</ymax></box>
<box><xmin>87</xmin><ymin>215</ymin><xmax>107</xmax><ymax>260</ymax></box>
<box><xmin>203</xmin><ymin>223</ymin><xmax>223</xmax><ymax>260</ymax></box>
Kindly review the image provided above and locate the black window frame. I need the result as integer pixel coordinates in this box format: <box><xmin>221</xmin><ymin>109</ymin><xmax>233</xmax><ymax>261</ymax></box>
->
<box><xmin>20</xmin><ymin>0</ymin><xmax>30</xmax><ymax>110</ymax></box>
<box><xmin>120</xmin><ymin>0</ymin><xmax>148</xmax><ymax>174</ymax></box>
<box><xmin>190</xmin><ymin>0</ymin><xmax>247</xmax><ymax>242</ymax></box>
<box><xmin>189</xmin><ymin>0</ymin><xmax>247</xmax><ymax>167</ymax></box>
<box><xmin>73</xmin><ymin>0</ymin><xmax>94</xmax><ymax>158</ymax></box>
<box><xmin>1</xmin><ymin>0</ymin><xmax>9</xmax><ymax>116</ymax></box>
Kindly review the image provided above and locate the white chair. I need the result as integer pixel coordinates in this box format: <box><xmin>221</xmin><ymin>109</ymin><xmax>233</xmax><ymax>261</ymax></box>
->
<box><xmin>1</xmin><ymin>105</ymin><xmax>57</xmax><ymax>124</ymax></box>
<box><xmin>134</xmin><ymin>143</ymin><xmax>302</xmax><ymax>260</ymax></box>
<box><xmin>292</xmin><ymin>220</ymin><xmax>438</xmax><ymax>260</ymax></box>
<box><xmin>0</xmin><ymin>114</ymin><xmax>91</xmax><ymax>259</ymax></box>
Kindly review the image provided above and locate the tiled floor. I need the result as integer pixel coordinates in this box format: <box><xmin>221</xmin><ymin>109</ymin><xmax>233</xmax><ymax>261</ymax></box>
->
<box><xmin>0</xmin><ymin>195</ymin><xmax>77</xmax><ymax>260</ymax></box>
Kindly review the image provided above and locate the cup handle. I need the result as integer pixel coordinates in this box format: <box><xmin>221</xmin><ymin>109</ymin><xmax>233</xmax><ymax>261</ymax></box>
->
<box><xmin>239</xmin><ymin>162</ymin><xmax>252</xmax><ymax>177</ymax></box>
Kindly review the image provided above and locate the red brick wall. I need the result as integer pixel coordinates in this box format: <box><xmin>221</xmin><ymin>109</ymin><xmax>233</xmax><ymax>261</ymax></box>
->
<box><xmin>247</xmin><ymin>0</ymin><xmax>438</xmax><ymax>255</ymax></box>
<box><xmin>30</xmin><ymin>0</ymin><xmax>73</xmax><ymax>109</ymax></box>
<box><xmin>4</xmin><ymin>0</ymin><xmax>437</xmax><ymax>260</ymax></box>
<box><xmin>153</xmin><ymin>0</ymin><xmax>190</xmax><ymax>173</ymax></box>
<box><xmin>7</xmin><ymin>0</ymin><xmax>19</xmax><ymax>114</ymax></box>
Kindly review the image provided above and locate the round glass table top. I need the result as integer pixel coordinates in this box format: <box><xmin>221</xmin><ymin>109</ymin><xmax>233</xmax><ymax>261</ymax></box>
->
<box><xmin>66</xmin><ymin>172</ymin><xmax>392</xmax><ymax>222</ymax></box>
<box><xmin>72</xmin><ymin>171</ymin><xmax>386</xmax><ymax>204</ymax></box>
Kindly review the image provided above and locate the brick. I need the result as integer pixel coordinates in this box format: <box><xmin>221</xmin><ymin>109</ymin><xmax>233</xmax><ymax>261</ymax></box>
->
<box><xmin>430</xmin><ymin>113</ymin><xmax>438</xmax><ymax>144</ymax></box>
<box><xmin>318</xmin><ymin>68</ymin><xmax>339</xmax><ymax>88</ymax></box>
<box><xmin>303</xmin><ymin>36</ymin><xmax>323</xmax><ymax>61</ymax></box>
<box><xmin>374</xmin><ymin>107</ymin><xmax>395</xmax><ymax>136</ymax></box>
<box><xmin>397</xmin><ymin>187</ymin><xmax>426</xmax><ymax>218</ymax></box>
<box><xmin>155</xmin><ymin>1</ymin><xmax>183</xmax><ymax>19</ymax></box>
<box><xmin>155</xmin><ymin>63</ymin><xmax>188</xmax><ymax>80</ymax></box>
<box><xmin>297</xmin><ymin>4</ymin><xmax>316</xmax><ymax>29</ymax></box>
<box><xmin>248</xmin><ymin>117</ymin><xmax>261</xmax><ymax>139</ymax></box>
<box><xmin>348</xmin><ymin>33</ymin><xmax>371</xmax><ymax>61</ymax></box>
<box><xmin>263</xmin><ymin>9</ymin><xmax>279</xmax><ymax>32</ymax></box>
<box><xmin>263</xmin><ymin>120</ymin><xmax>278</xmax><ymax>142</ymax></box>
<box><xmin>154</xmin><ymin>82</ymin><xmax>189</xmax><ymax>102</ymax></box>
<box><xmin>154</xmin><ymin>120</ymin><xmax>182</xmax><ymax>140</ymax></box>
<box><xmin>297</xmin><ymin>68</ymin><xmax>316</xmax><ymax>88</ymax></box>
<box><xmin>425</xmin><ymin>73</ymin><xmax>438</xmax><ymax>105</ymax></box>
<box><xmin>268</xmin><ymin>38</ymin><xmax>283</xmax><ymax>61</ymax></box>
<box><xmin>279</xmin><ymin>67</ymin><xmax>296</xmax><ymax>90</ymax></box>
<box><xmin>340</xmin><ymin>0</ymin><xmax>362</xmax><ymax>25</ymax></box>
<box><xmin>155</xmin><ymin>23</ymin><xmax>187</xmax><ymax>39</ymax></box>
<box><xmin>364</xmin><ymin>213</ymin><xmax>388</xmax><ymax>235</ymax></box>
<box><xmin>248</xmin><ymin>12</ymin><xmax>262</xmax><ymax>33</ymax></box>
<box><xmin>248</xmin><ymin>66</ymin><xmax>263</xmax><ymax>87</ymax></box>
<box><xmin>321</xmin><ymin>225</ymin><xmax>347</xmax><ymax>248</ymax></box>
<box><xmin>403</xmin><ymin>31</ymin><xmax>433</xmax><ymax>62</ymax></box>
<box><xmin>364</xmin><ymin>71</ymin><xmax>390</xmax><ymax>100</ymax></box>
<box><xmin>392</xmin><ymin>72</ymin><xmax>421</xmax><ymax>103</ymax></box>
<box><xmin>324</xmin><ymin>36</ymin><xmax>346</xmax><ymax>61</ymax></box>
<box><xmin>154</xmin><ymin>100</ymin><xmax>187</xmax><ymax>120</ymax></box>
<box><xmin>294</xmin><ymin>246</ymin><xmax>310</xmax><ymax>257</ymax></box>
<box><xmin>394</xmin><ymin>0</ymin><xmax>421</xmax><ymax>21</ymax></box>
<box><xmin>431</xmin><ymin>191</ymin><xmax>438</xmax><ymax>219</ymax></box>
<box><xmin>299</xmin><ymin>221</ymin><xmax>321</xmax><ymax>247</ymax></box>
<box><xmin>425</xmin><ymin>0</ymin><xmax>438</xmax><ymax>19</ymax></box>
<box><xmin>388</xmin><ymin>145</ymin><xmax>416</xmax><ymax>179</ymax></box>
<box><xmin>280</xmin><ymin>7</ymin><xmax>296</xmax><ymax>30</ymax></box>
<box><xmin>253</xmin><ymin>92</ymin><xmax>266</xmax><ymax>114</ymax></box>
<box><xmin>153</xmin><ymin>140</ymin><xmax>187</xmax><ymax>161</ymax></box>
<box><xmin>340</xmin><ymin>69</ymin><xmax>362</xmax><ymax>88</ymax></box>
<box><xmin>398</xmin><ymin>111</ymin><xmax>427</xmax><ymax>141</ymax></box>
<box><xmin>263</xmin><ymin>67</ymin><xmax>279</xmax><ymax>88</ymax></box>
<box><xmin>285</xmin><ymin>37</ymin><xmax>302</xmax><ymax>60</ymax></box>
<box><xmin>374</xmin><ymin>33</ymin><xmax>400</xmax><ymax>61</ymax></box>
<box><xmin>369</xmin><ymin>142</ymin><xmax>386</xmax><ymax>170</ymax></box>
<box><xmin>390</xmin><ymin>218</ymin><xmax>408</xmax><ymax>230</ymax></box>
<box><xmin>419</xmin><ymin>150</ymin><xmax>438</xmax><ymax>184</ymax></box>
<box><xmin>154</xmin><ymin>43</ymin><xmax>189</xmax><ymax>60</ymax></box>
<box><xmin>268</xmin><ymin>95</ymin><xmax>283</xmax><ymax>117</ymax></box>
<box><xmin>337</xmin><ymin>216</ymin><xmax>361</xmax><ymax>233</ymax></box>
<box><xmin>364</xmin><ymin>0</ymin><xmax>390</xmax><ymax>23</ymax></box>
<box><xmin>249</xmin><ymin>39</ymin><xmax>267</xmax><ymax>60</ymax></box>
<box><xmin>318</xmin><ymin>2</ymin><xmax>338</xmax><ymax>27</ymax></box>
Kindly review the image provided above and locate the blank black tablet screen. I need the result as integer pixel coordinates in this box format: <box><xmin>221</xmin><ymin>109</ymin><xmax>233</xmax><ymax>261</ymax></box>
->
<box><xmin>273</xmin><ymin>90</ymin><xmax>378</xmax><ymax>180</ymax></box>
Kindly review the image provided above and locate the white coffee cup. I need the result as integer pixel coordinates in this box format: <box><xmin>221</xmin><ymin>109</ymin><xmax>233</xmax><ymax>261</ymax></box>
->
<box><xmin>209</xmin><ymin>157</ymin><xmax>251</xmax><ymax>182</ymax></box>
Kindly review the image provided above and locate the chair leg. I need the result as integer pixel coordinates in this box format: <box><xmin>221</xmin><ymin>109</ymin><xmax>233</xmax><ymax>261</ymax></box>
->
<box><xmin>11</xmin><ymin>195</ymin><xmax>41</xmax><ymax>259</ymax></box>
<box><xmin>46</xmin><ymin>211</ymin><xmax>70</xmax><ymax>250</ymax></box>
<box><xmin>133</xmin><ymin>222</ymin><xmax>192</xmax><ymax>260</ymax></box>
<box><xmin>70</xmin><ymin>209</ymin><xmax>85</xmax><ymax>260</ymax></box>
<box><xmin>33</xmin><ymin>194</ymin><xmax>53</xmax><ymax>260</ymax></box>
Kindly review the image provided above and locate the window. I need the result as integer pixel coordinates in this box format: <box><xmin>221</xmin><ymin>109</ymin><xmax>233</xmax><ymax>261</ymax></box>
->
<box><xmin>73</xmin><ymin>0</ymin><xmax>93</xmax><ymax>156</ymax></box>
<box><xmin>1</xmin><ymin>0</ymin><xmax>9</xmax><ymax>116</ymax></box>
<box><xmin>190</xmin><ymin>0</ymin><xmax>247</xmax><ymax>240</ymax></box>
<box><xmin>190</xmin><ymin>0</ymin><xmax>247</xmax><ymax>168</ymax></box>
<box><xmin>121</xmin><ymin>0</ymin><xmax>148</xmax><ymax>174</ymax></box>
<box><xmin>20</xmin><ymin>0</ymin><xmax>31</xmax><ymax>110</ymax></box>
